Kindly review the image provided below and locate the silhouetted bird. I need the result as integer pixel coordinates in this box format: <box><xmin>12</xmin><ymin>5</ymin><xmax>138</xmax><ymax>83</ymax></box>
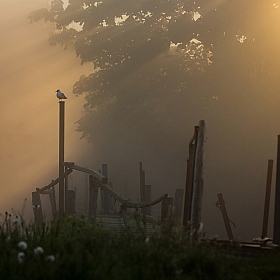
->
<box><xmin>56</xmin><ymin>89</ymin><xmax>67</xmax><ymax>101</ymax></box>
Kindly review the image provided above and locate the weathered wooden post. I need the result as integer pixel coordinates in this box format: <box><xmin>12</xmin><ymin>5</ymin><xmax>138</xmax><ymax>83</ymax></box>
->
<box><xmin>49</xmin><ymin>186</ymin><xmax>57</xmax><ymax>217</ymax></box>
<box><xmin>88</xmin><ymin>175</ymin><xmax>98</xmax><ymax>224</ymax></box>
<box><xmin>190</xmin><ymin>120</ymin><xmax>206</xmax><ymax>235</ymax></box>
<box><xmin>274</xmin><ymin>135</ymin><xmax>280</xmax><ymax>245</ymax></box>
<box><xmin>139</xmin><ymin>162</ymin><xmax>146</xmax><ymax>214</ymax></box>
<box><xmin>65</xmin><ymin>190</ymin><xmax>76</xmax><ymax>216</ymax></box>
<box><xmin>144</xmin><ymin>185</ymin><xmax>152</xmax><ymax>216</ymax></box>
<box><xmin>58</xmin><ymin>101</ymin><xmax>65</xmax><ymax>217</ymax></box>
<box><xmin>161</xmin><ymin>196</ymin><xmax>174</xmax><ymax>222</ymax></box>
<box><xmin>174</xmin><ymin>188</ymin><xmax>184</xmax><ymax>225</ymax></box>
<box><xmin>183</xmin><ymin>126</ymin><xmax>199</xmax><ymax>228</ymax></box>
<box><xmin>32</xmin><ymin>191</ymin><xmax>43</xmax><ymax>226</ymax></box>
<box><xmin>262</xmin><ymin>159</ymin><xmax>273</xmax><ymax>238</ymax></box>
<box><xmin>217</xmin><ymin>193</ymin><xmax>234</xmax><ymax>241</ymax></box>
<box><xmin>102</xmin><ymin>164</ymin><xmax>114</xmax><ymax>214</ymax></box>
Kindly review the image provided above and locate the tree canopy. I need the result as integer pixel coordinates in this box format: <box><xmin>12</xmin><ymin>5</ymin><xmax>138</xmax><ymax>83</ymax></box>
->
<box><xmin>29</xmin><ymin>0</ymin><xmax>280</xmax><ymax>147</ymax></box>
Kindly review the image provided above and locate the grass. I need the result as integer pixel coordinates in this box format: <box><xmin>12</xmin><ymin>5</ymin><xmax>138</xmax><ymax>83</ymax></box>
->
<box><xmin>0</xmin><ymin>213</ymin><xmax>280</xmax><ymax>280</ymax></box>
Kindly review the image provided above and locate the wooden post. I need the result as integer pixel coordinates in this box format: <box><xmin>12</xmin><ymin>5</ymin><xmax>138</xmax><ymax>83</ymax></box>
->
<box><xmin>102</xmin><ymin>164</ymin><xmax>111</xmax><ymax>214</ymax></box>
<box><xmin>183</xmin><ymin>126</ymin><xmax>199</xmax><ymax>228</ymax></box>
<box><xmin>88</xmin><ymin>175</ymin><xmax>98</xmax><ymax>224</ymax></box>
<box><xmin>262</xmin><ymin>159</ymin><xmax>273</xmax><ymax>238</ymax></box>
<box><xmin>32</xmin><ymin>191</ymin><xmax>43</xmax><ymax>226</ymax></box>
<box><xmin>65</xmin><ymin>190</ymin><xmax>76</xmax><ymax>216</ymax></box>
<box><xmin>58</xmin><ymin>101</ymin><xmax>65</xmax><ymax>217</ymax></box>
<box><xmin>217</xmin><ymin>193</ymin><xmax>234</xmax><ymax>241</ymax></box>
<box><xmin>84</xmin><ymin>172</ymin><xmax>88</xmax><ymax>213</ymax></box>
<box><xmin>139</xmin><ymin>162</ymin><xmax>146</xmax><ymax>215</ymax></box>
<box><xmin>190</xmin><ymin>120</ymin><xmax>206</xmax><ymax>232</ymax></box>
<box><xmin>174</xmin><ymin>188</ymin><xmax>184</xmax><ymax>225</ymax></box>
<box><xmin>144</xmin><ymin>185</ymin><xmax>152</xmax><ymax>216</ymax></box>
<box><xmin>274</xmin><ymin>135</ymin><xmax>280</xmax><ymax>245</ymax></box>
<box><xmin>49</xmin><ymin>186</ymin><xmax>57</xmax><ymax>217</ymax></box>
<box><xmin>161</xmin><ymin>196</ymin><xmax>174</xmax><ymax>222</ymax></box>
<box><xmin>120</xmin><ymin>204</ymin><xmax>130</xmax><ymax>228</ymax></box>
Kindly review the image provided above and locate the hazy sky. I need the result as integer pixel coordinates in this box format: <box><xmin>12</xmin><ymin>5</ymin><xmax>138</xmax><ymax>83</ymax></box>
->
<box><xmin>0</xmin><ymin>0</ymin><xmax>93</xmax><ymax>219</ymax></box>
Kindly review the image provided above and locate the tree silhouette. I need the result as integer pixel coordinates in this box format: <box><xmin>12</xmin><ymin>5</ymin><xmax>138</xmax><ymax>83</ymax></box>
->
<box><xmin>29</xmin><ymin>0</ymin><xmax>280</xmax><ymax>148</ymax></box>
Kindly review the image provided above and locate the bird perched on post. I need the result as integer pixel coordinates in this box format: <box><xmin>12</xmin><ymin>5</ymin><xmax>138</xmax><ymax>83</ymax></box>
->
<box><xmin>56</xmin><ymin>89</ymin><xmax>67</xmax><ymax>101</ymax></box>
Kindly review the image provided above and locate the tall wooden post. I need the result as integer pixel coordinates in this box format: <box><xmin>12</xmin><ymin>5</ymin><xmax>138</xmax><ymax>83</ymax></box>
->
<box><xmin>262</xmin><ymin>159</ymin><xmax>273</xmax><ymax>238</ymax></box>
<box><xmin>274</xmin><ymin>135</ymin><xmax>280</xmax><ymax>245</ymax></box>
<box><xmin>49</xmin><ymin>186</ymin><xmax>57</xmax><ymax>217</ymax></box>
<box><xmin>217</xmin><ymin>193</ymin><xmax>234</xmax><ymax>241</ymax></box>
<box><xmin>59</xmin><ymin>101</ymin><xmax>65</xmax><ymax>217</ymax></box>
<box><xmin>161</xmin><ymin>196</ymin><xmax>174</xmax><ymax>222</ymax></box>
<box><xmin>102</xmin><ymin>164</ymin><xmax>110</xmax><ymax>214</ymax></box>
<box><xmin>144</xmin><ymin>185</ymin><xmax>152</xmax><ymax>216</ymax></box>
<box><xmin>88</xmin><ymin>175</ymin><xmax>98</xmax><ymax>224</ymax></box>
<box><xmin>32</xmin><ymin>191</ymin><xmax>43</xmax><ymax>226</ymax></box>
<box><xmin>190</xmin><ymin>120</ymin><xmax>206</xmax><ymax>234</ymax></box>
<box><xmin>139</xmin><ymin>162</ymin><xmax>145</xmax><ymax>204</ymax></box>
<box><xmin>183</xmin><ymin>126</ymin><xmax>199</xmax><ymax>228</ymax></box>
<box><xmin>174</xmin><ymin>188</ymin><xmax>184</xmax><ymax>224</ymax></box>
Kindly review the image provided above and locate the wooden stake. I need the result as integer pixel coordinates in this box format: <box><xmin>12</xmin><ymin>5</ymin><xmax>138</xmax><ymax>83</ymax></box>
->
<box><xmin>49</xmin><ymin>186</ymin><xmax>57</xmax><ymax>217</ymax></box>
<box><xmin>217</xmin><ymin>193</ymin><xmax>234</xmax><ymax>241</ymax></box>
<box><xmin>161</xmin><ymin>196</ymin><xmax>173</xmax><ymax>223</ymax></box>
<box><xmin>88</xmin><ymin>175</ymin><xmax>98</xmax><ymax>224</ymax></box>
<box><xmin>174</xmin><ymin>188</ymin><xmax>184</xmax><ymax>225</ymax></box>
<box><xmin>262</xmin><ymin>159</ymin><xmax>273</xmax><ymax>238</ymax></box>
<box><xmin>32</xmin><ymin>191</ymin><xmax>43</xmax><ymax>226</ymax></box>
<box><xmin>190</xmin><ymin>120</ymin><xmax>206</xmax><ymax>232</ymax></box>
<box><xmin>274</xmin><ymin>136</ymin><xmax>280</xmax><ymax>245</ymax></box>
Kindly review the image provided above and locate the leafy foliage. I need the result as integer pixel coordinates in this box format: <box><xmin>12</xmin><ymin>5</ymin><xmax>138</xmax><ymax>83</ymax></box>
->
<box><xmin>29</xmin><ymin>1</ymin><xmax>280</xmax><ymax>146</ymax></box>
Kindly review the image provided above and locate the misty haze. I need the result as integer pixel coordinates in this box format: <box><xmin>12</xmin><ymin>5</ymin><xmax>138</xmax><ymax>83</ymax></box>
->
<box><xmin>1</xmin><ymin>0</ymin><xmax>280</xmax><ymax>245</ymax></box>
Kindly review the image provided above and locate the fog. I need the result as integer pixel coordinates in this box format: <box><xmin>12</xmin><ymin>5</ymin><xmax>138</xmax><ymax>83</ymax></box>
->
<box><xmin>0</xmin><ymin>0</ymin><xmax>92</xmax><ymax>218</ymax></box>
<box><xmin>1</xmin><ymin>0</ymin><xmax>280</xmax><ymax>242</ymax></box>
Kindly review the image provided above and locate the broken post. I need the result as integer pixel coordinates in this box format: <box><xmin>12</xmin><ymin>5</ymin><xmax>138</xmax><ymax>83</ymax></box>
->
<box><xmin>190</xmin><ymin>120</ymin><xmax>206</xmax><ymax>233</ymax></box>
<box><xmin>183</xmin><ymin>125</ymin><xmax>199</xmax><ymax>228</ymax></box>
<box><xmin>217</xmin><ymin>193</ymin><xmax>234</xmax><ymax>241</ymax></box>
<box><xmin>88</xmin><ymin>175</ymin><xmax>98</xmax><ymax>224</ymax></box>
<box><xmin>32</xmin><ymin>191</ymin><xmax>43</xmax><ymax>226</ymax></box>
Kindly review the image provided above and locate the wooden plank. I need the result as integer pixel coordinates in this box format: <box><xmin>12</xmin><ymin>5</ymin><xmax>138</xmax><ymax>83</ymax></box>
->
<box><xmin>36</xmin><ymin>168</ymin><xmax>73</xmax><ymax>193</ymax></box>
<box><xmin>94</xmin><ymin>179</ymin><xmax>167</xmax><ymax>208</ymax></box>
<box><xmin>64</xmin><ymin>162</ymin><xmax>108</xmax><ymax>184</ymax></box>
<box><xmin>262</xmin><ymin>159</ymin><xmax>273</xmax><ymax>238</ymax></box>
<box><xmin>217</xmin><ymin>193</ymin><xmax>234</xmax><ymax>241</ymax></box>
<box><xmin>88</xmin><ymin>175</ymin><xmax>98</xmax><ymax>224</ymax></box>
<box><xmin>32</xmin><ymin>191</ymin><xmax>43</xmax><ymax>226</ymax></box>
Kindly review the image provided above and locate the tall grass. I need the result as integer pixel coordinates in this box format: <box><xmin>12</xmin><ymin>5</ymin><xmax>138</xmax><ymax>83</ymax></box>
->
<box><xmin>0</xmin><ymin>213</ymin><xmax>279</xmax><ymax>280</ymax></box>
